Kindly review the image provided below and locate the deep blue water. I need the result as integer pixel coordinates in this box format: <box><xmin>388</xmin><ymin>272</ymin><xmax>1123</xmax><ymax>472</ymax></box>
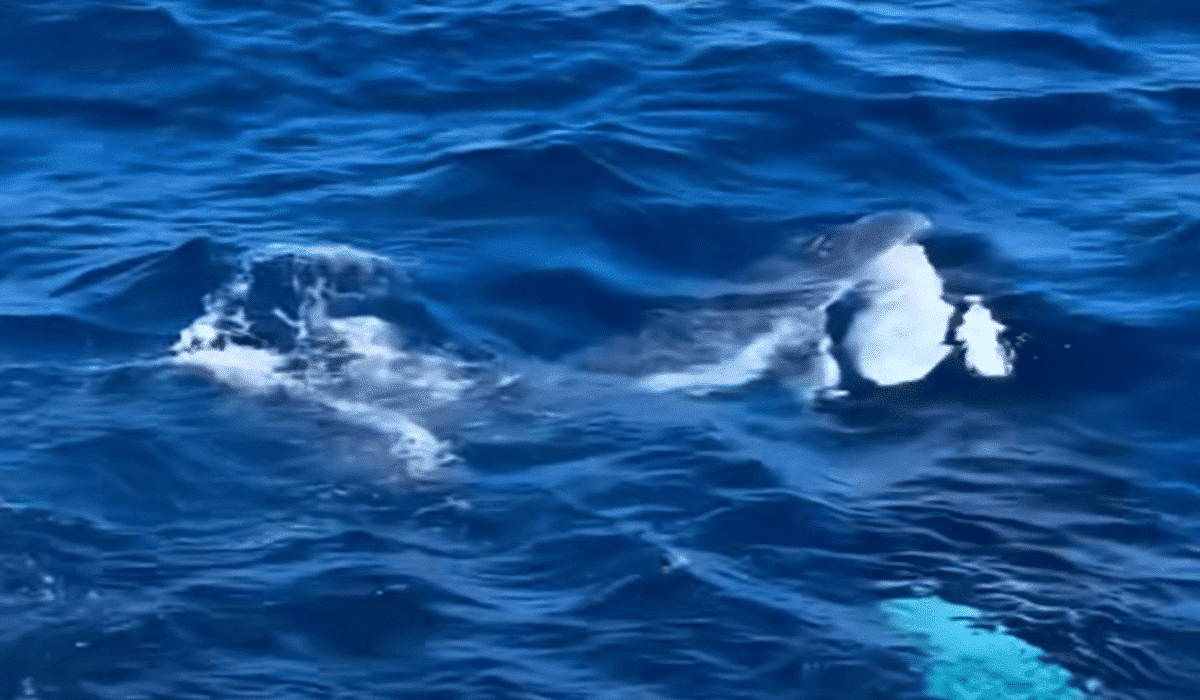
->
<box><xmin>2</xmin><ymin>0</ymin><xmax>1200</xmax><ymax>698</ymax></box>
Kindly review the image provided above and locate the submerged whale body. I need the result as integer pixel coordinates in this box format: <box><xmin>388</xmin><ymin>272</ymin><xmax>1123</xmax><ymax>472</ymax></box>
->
<box><xmin>169</xmin><ymin>211</ymin><xmax>1011</xmax><ymax>476</ymax></box>
<box><xmin>585</xmin><ymin>209</ymin><xmax>953</xmax><ymax>397</ymax></box>
<box><xmin>882</xmin><ymin>597</ymin><xmax>1085</xmax><ymax>700</ymax></box>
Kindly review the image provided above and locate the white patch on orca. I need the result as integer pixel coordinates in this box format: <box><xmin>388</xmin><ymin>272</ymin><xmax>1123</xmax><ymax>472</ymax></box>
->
<box><xmin>171</xmin><ymin>246</ymin><xmax>470</xmax><ymax>478</ymax></box>
<box><xmin>957</xmin><ymin>296</ymin><xmax>1013</xmax><ymax>378</ymax></box>
<box><xmin>844</xmin><ymin>241</ymin><xmax>955</xmax><ymax>386</ymax></box>
<box><xmin>881</xmin><ymin>596</ymin><xmax>1085</xmax><ymax>700</ymax></box>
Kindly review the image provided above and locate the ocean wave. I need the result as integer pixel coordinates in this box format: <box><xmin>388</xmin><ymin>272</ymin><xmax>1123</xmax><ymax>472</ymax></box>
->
<box><xmin>2</xmin><ymin>0</ymin><xmax>1199</xmax><ymax>698</ymax></box>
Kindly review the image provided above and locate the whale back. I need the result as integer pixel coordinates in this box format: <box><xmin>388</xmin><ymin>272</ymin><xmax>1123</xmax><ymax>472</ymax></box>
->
<box><xmin>582</xmin><ymin>210</ymin><xmax>936</xmax><ymax>393</ymax></box>
<box><xmin>798</xmin><ymin>210</ymin><xmax>932</xmax><ymax>280</ymax></box>
<box><xmin>734</xmin><ymin>210</ymin><xmax>931</xmax><ymax>295</ymax></box>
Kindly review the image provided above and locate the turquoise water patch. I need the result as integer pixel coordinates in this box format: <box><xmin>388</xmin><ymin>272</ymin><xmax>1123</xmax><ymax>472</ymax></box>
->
<box><xmin>882</xmin><ymin>597</ymin><xmax>1085</xmax><ymax>700</ymax></box>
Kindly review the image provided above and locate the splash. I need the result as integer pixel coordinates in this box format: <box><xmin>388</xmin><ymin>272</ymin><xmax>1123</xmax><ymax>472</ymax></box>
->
<box><xmin>638</xmin><ymin>315</ymin><xmax>841</xmax><ymax>396</ymax></box>
<box><xmin>958</xmin><ymin>295</ymin><xmax>1014</xmax><ymax>378</ymax></box>
<box><xmin>882</xmin><ymin>596</ymin><xmax>1086</xmax><ymax>700</ymax></box>
<box><xmin>171</xmin><ymin>245</ymin><xmax>477</xmax><ymax>477</ymax></box>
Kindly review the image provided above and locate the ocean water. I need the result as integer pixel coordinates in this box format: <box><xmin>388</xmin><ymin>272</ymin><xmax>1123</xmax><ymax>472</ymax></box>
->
<box><xmin>2</xmin><ymin>0</ymin><xmax>1200</xmax><ymax>698</ymax></box>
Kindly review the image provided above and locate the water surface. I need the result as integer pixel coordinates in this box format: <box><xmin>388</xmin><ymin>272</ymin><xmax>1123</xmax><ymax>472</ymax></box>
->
<box><xmin>1</xmin><ymin>0</ymin><xmax>1199</xmax><ymax>698</ymax></box>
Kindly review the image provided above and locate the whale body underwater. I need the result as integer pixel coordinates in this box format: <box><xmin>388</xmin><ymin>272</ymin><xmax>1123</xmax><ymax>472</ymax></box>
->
<box><xmin>170</xmin><ymin>210</ymin><xmax>1011</xmax><ymax>475</ymax></box>
<box><xmin>167</xmin><ymin>212</ymin><xmax>1073</xmax><ymax>699</ymax></box>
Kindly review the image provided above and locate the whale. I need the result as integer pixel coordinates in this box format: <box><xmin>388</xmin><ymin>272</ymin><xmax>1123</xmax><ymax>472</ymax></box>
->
<box><xmin>739</xmin><ymin>209</ymin><xmax>933</xmax><ymax>288</ymax></box>
<box><xmin>583</xmin><ymin>210</ymin><xmax>950</xmax><ymax>397</ymax></box>
<box><xmin>169</xmin><ymin>211</ymin><xmax>1009</xmax><ymax>477</ymax></box>
<box><xmin>882</xmin><ymin>596</ymin><xmax>1085</xmax><ymax>700</ymax></box>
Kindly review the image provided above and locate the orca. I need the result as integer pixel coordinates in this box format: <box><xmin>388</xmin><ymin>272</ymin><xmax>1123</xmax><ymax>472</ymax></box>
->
<box><xmin>591</xmin><ymin>210</ymin><xmax>983</xmax><ymax>398</ymax></box>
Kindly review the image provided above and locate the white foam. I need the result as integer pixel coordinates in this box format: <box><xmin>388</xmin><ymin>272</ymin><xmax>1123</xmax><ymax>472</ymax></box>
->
<box><xmin>844</xmin><ymin>242</ymin><xmax>955</xmax><ymax>386</ymax></box>
<box><xmin>325</xmin><ymin>399</ymin><xmax>452</xmax><ymax>477</ymax></box>
<box><xmin>170</xmin><ymin>247</ymin><xmax>469</xmax><ymax>478</ymax></box>
<box><xmin>638</xmin><ymin>317</ymin><xmax>839</xmax><ymax>395</ymax></box>
<box><xmin>957</xmin><ymin>296</ymin><xmax>1013</xmax><ymax>378</ymax></box>
<box><xmin>172</xmin><ymin>313</ymin><xmax>294</xmax><ymax>393</ymax></box>
<box><xmin>328</xmin><ymin>317</ymin><xmax>475</xmax><ymax>403</ymax></box>
<box><xmin>247</xmin><ymin>242</ymin><xmax>396</xmax><ymax>272</ymax></box>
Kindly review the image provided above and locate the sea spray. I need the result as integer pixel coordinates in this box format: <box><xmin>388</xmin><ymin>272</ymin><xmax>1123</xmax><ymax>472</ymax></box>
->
<box><xmin>170</xmin><ymin>246</ymin><xmax>472</xmax><ymax>478</ymax></box>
